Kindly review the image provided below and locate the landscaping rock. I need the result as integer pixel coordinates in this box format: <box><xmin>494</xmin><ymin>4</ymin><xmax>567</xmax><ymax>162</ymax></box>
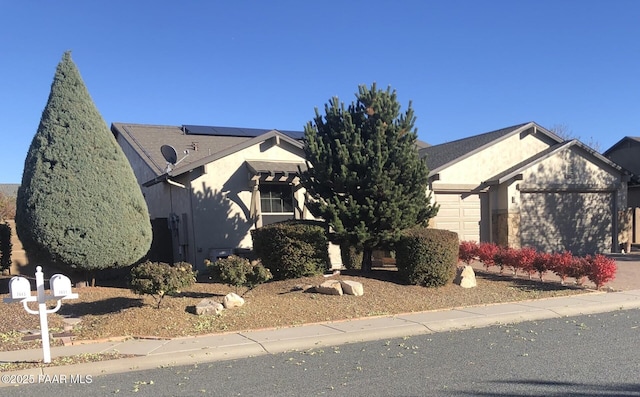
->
<box><xmin>223</xmin><ymin>292</ymin><xmax>245</xmax><ymax>308</ymax></box>
<box><xmin>454</xmin><ymin>265</ymin><xmax>477</xmax><ymax>288</ymax></box>
<box><xmin>340</xmin><ymin>280</ymin><xmax>364</xmax><ymax>296</ymax></box>
<box><xmin>196</xmin><ymin>299</ymin><xmax>224</xmax><ymax>315</ymax></box>
<box><xmin>315</xmin><ymin>280</ymin><xmax>343</xmax><ymax>296</ymax></box>
<box><xmin>292</xmin><ymin>284</ymin><xmax>314</xmax><ymax>292</ymax></box>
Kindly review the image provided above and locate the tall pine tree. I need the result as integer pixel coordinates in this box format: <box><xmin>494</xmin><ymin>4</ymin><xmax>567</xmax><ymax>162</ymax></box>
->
<box><xmin>301</xmin><ymin>83</ymin><xmax>438</xmax><ymax>271</ymax></box>
<box><xmin>16</xmin><ymin>52</ymin><xmax>152</xmax><ymax>283</ymax></box>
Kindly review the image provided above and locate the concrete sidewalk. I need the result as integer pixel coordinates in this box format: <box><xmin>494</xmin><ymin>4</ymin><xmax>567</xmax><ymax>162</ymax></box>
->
<box><xmin>2</xmin><ymin>288</ymin><xmax>640</xmax><ymax>385</ymax></box>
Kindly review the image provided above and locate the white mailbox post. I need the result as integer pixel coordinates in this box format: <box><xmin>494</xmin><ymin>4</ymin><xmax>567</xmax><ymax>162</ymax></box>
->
<box><xmin>3</xmin><ymin>266</ymin><xmax>78</xmax><ymax>363</ymax></box>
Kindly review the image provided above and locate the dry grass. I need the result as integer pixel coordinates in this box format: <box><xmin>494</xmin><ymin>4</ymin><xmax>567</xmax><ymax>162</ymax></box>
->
<box><xmin>0</xmin><ymin>268</ymin><xmax>589</xmax><ymax>354</ymax></box>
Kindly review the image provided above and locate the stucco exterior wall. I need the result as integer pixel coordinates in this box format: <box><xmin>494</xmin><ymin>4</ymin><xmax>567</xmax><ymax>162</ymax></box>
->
<box><xmin>187</xmin><ymin>138</ymin><xmax>307</xmax><ymax>268</ymax></box>
<box><xmin>116</xmin><ymin>135</ymin><xmax>172</xmax><ymax>219</ymax></box>
<box><xmin>515</xmin><ymin>147</ymin><xmax>626</xmax><ymax>254</ymax></box>
<box><xmin>436</xmin><ymin>130</ymin><xmax>551</xmax><ymax>185</ymax></box>
<box><xmin>520</xmin><ymin>147</ymin><xmax>619</xmax><ymax>190</ymax></box>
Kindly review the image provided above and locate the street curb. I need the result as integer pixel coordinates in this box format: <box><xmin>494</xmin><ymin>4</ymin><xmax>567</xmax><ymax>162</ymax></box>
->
<box><xmin>2</xmin><ymin>290</ymin><xmax>640</xmax><ymax>386</ymax></box>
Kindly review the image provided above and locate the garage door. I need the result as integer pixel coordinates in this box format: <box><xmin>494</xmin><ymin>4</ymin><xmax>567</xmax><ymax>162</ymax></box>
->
<box><xmin>432</xmin><ymin>193</ymin><xmax>481</xmax><ymax>242</ymax></box>
<box><xmin>520</xmin><ymin>192</ymin><xmax>613</xmax><ymax>255</ymax></box>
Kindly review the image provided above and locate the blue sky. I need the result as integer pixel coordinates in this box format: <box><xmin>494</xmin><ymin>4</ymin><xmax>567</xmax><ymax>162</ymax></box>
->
<box><xmin>1</xmin><ymin>1</ymin><xmax>639</xmax><ymax>183</ymax></box>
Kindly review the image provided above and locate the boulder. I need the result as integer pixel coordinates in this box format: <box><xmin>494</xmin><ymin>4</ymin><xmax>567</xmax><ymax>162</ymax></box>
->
<box><xmin>315</xmin><ymin>280</ymin><xmax>343</xmax><ymax>296</ymax></box>
<box><xmin>223</xmin><ymin>292</ymin><xmax>245</xmax><ymax>308</ymax></box>
<box><xmin>196</xmin><ymin>299</ymin><xmax>224</xmax><ymax>315</ymax></box>
<box><xmin>454</xmin><ymin>265</ymin><xmax>477</xmax><ymax>288</ymax></box>
<box><xmin>340</xmin><ymin>280</ymin><xmax>364</xmax><ymax>296</ymax></box>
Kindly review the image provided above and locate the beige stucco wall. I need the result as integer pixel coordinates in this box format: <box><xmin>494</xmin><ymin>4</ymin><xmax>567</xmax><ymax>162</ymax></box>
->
<box><xmin>521</xmin><ymin>147</ymin><xmax>619</xmax><ymax>190</ymax></box>
<box><xmin>435</xmin><ymin>130</ymin><xmax>551</xmax><ymax>185</ymax></box>
<box><xmin>116</xmin><ymin>134</ymin><xmax>172</xmax><ymax>219</ymax></box>
<box><xmin>186</xmin><ymin>137</ymin><xmax>308</xmax><ymax>268</ymax></box>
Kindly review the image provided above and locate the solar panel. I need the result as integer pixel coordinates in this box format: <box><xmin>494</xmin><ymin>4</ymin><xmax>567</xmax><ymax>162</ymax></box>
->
<box><xmin>183</xmin><ymin>125</ymin><xmax>304</xmax><ymax>140</ymax></box>
<box><xmin>277</xmin><ymin>130</ymin><xmax>305</xmax><ymax>140</ymax></box>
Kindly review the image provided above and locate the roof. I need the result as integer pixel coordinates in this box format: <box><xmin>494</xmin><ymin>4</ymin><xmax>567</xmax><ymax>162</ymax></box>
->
<box><xmin>485</xmin><ymin>139</ymin><xmax>630</xmax><ymax>185</ymax></box>
<box><xmin>419</xmin><ymin>122</ymin><xmax>563</xmax><ymax>174</ymax></box>
<box><xmin>0</xmin><ymin>184</ymin><xmax>19</xmax><ymax>197</ymax></box>
<box><xmin>245</xmin><ymin>160</ymin><xmax>307</xmax><ymax>177</ymax></box>
<box><xmin>112</xmin><ymin>123</ymin><xmax>304</xmax><ymax>183</ymax></box>
<box><xmin>603</xmin><ymin>136</ymin><xmax>640</xmax><ymax>157</ymax></box>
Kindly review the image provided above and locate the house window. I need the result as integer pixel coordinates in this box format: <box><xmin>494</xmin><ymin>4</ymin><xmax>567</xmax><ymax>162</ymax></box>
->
<box><xmin>260</xmin><ymin>184</ymin><xmax>294</xmax><ymax>214</ymax></box>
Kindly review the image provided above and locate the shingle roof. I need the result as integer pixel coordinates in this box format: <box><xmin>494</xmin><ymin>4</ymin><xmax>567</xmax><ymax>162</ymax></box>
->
<box><xmin>111</xmin><ymin>123</ymin><xmax>304</xmax><ymax>181</ymax></box>
<box><xmin>603</xmin><ymin>136</ymin><xmax>640</xmax><ymax>157</ymax></box>
<box><xmin>0</xmin><ymin>184</ymin><xmax>19</xmax><ymax>197</ymax></box>
<box><xmin>419</xmin><ymin>122</ymin><xmax>533</xmax><ymax>172</ymax></box>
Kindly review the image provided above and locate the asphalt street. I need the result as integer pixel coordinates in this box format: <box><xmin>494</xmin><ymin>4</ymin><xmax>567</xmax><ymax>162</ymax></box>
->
<box><xmin>3</xmin><ymin>308</ymin><xmax>639</xmax><ymax>397</ymax></box>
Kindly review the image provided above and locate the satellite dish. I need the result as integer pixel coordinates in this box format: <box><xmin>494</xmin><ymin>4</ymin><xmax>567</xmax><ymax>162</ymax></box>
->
<box><xmin>161</xmin><ymin>145</ymin><xmax>178</xmax><ymax>165</ymax></box>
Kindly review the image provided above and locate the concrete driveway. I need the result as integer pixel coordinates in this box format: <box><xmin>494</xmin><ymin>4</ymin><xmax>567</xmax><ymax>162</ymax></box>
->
<box><xmin>605</xmin><ymin>253</ymin><xmax>640</xmax><ymax>291</ymax></box>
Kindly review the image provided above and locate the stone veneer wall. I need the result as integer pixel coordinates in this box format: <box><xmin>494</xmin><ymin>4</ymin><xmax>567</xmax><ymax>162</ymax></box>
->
<box><xmin>492</xmin><ymin>211</ymin><xmax>521</xmax><ymax>249</ymax></box>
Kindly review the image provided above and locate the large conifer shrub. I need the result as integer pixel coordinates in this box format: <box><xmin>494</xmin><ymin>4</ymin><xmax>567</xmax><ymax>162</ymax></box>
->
<box><xmin>300</xmin><ymin>83</ymin><xmax>438</xmax><ymax>271</ymax></box>
<box><xmin>16</xmin><ymin>52</ymin><xmax>152</xmax><ymax>280</ymax></box>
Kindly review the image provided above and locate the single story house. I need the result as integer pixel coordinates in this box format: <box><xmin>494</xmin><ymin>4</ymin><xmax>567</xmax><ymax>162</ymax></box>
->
<box><xmin>114</xmin><ymin>120</ymin><xmax>631</xmax><ymax>268</ymax></box>
<box><xmin>112</xmin><ymin>123</ymin><xmax>327</xmax><ymax>270</ymax></box>
<box><xmin>420</xmin><ymin>122</ymin><xmax>632</xmax><ymax>255</ymax></box>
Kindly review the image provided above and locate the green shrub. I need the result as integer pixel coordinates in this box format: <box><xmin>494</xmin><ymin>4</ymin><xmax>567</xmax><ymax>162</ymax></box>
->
<box><xmin>340</xmin><ymin>241</ymin><xmax>363</xmax><ymax>270</ymax></box>
<box><xmin>251</xmin><ymin>220</ymin><xmax>329</xmax><ymax>280</ymax></box>
<box><xmin>395</xmin><ymin>227</ymin><xmax>459</xmax><ymax>287</ymax></box>
<box><xmin>206</xmin><ymin>255</ymin><xmax>272</xmax><ymax>294</ymax></box>
<box><xmin>130</xmin><ymin>261</ymin><xmax>196</xmax><ymax>308</ymax></box>
<box><xmin>16</xmin><ymin>52</ymin><xmax>151</xmax><ymax>276</ymax></box>
<box><xmin>0</xmin><ymin>222</ymin><xmax>12</xmax><ymax>273</ymax></box>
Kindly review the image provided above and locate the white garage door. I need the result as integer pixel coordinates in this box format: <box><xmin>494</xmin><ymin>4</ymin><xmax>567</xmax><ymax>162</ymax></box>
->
<box><xmin>432</xmin><ymin>193</ymin><xmax>481</xmax><ymax>242</ymax></box>
<box><xmin>520</xmin><ymin>192</ymin><xmax>613</xmax><ymax>255</ymax></box>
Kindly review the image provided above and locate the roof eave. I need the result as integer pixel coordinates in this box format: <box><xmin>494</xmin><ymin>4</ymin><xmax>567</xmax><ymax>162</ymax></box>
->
<box><xmin>141</xmin><ymin>130</ymin><xmax>303</xmax><ymax>185</ymax></box>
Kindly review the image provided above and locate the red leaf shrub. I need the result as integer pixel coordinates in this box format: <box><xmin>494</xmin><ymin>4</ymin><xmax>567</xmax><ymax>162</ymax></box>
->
<box><xmin>587</xmin><ymin>254</ymin><xmax>617</xmax><ymax>289</ymax></box>
<box><xmin>477</xmin><ymin>242</ymin><xmax>500</xmax><ymax>270</ymax></box>
<box><xmin>461</xmin><ymin>242</ymin><xmax>618</xmax><ymax>290</ymax></box>
<box><xmin>458</xmin><ymin>241</ymin><xmax>478</xmax><ymax>264</ymax></box>
<box><xmin>495</xmin><ymin>247</ymin><xmax>521</xmax><ymax>275</ymax></box>
<box><xmin>568</xmin><ymin>256</ymin><xmax>590</xmax><ymax>286</ymax></box>
<box><xmin>550</xmin><ymin>251</ymin><xmax>574</xmax><ymax>284</ymax></box>
<box><xmin>532</xmin><ymin>252</ymin><xmax>552</xmax><ymax>281</ymax></box>
<box><xmin>518</xmin><ymin>247</ymin><xmax>538</xmax><ymax>279</ymax></box>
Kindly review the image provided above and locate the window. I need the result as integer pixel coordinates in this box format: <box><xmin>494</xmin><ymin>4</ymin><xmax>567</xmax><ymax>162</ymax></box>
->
<box><xmin>260</xmin><ymin>184</ymin><xmax>293</xmax><ymax>214</ymax></box>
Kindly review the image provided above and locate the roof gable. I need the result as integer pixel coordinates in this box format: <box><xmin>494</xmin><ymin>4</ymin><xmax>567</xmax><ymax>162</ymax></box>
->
<box><xmin>485</xmin><ymin>139</ymin><xmax>628</xmax><ymax>185</ymax></box>
<box><xmin>603</xmin><ymin>136</ymin><xmax>640</xmax><ymax>157</ymax></box>
<box><xmin>112</xmin><ymin>123</ymin><xmax>304</xmax><ymax>184</ymax></box>
<box><xmin>420</xmin><ymin>122</ymin><xmax>562</xmax><ymax>173</ymax></box>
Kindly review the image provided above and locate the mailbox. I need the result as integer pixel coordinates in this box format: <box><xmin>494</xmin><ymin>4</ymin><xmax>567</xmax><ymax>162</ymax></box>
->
<box><xmin>50</xmin><ymin>274</ymin><xmax>72</xmax><ymax>298</ymax></box>
<box><xmin>9</xmin><ymin>276</ymin><xmax>31</xmax><ymax>300</ymax></box>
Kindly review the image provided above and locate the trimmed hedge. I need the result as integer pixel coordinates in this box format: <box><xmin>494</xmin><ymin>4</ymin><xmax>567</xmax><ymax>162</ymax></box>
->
<box><xmin>396</xmin><ymin>227</ymin><xmax>459</xmax><ymax>287</ymax></box>
<box><xmin>458</xmin><ymin>241</ymin><xmax>618</xmax><ymax>289</ymax></box>
<box><xmin>251</xmin><ymin>220</ymin><xmax>329</xmax><ymax>280</ymax></box>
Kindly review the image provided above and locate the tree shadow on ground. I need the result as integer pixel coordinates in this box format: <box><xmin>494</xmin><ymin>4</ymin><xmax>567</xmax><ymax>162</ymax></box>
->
<box><xmin>474</xmin><ymin>269</ymin><xmax>584</xmax><ymax>292</ymax></box>
<box><xmin>57</xmin><ymin>297</ymin><xmax>145</xmax><ymax>317</ymax></box>
<box><xmin>178</xmin><ymin>291</ymin><xmax>225</xmax><ymax>299</ymax></box>
<box><xmin>340</xmin><ymin>267</ymin><xmax>410</xmax><ymax>285</ymax></box>
<box><xmin>452</xmin><ymin>379</ymin><xmax>640</xmax><ymax>396</ymax></box>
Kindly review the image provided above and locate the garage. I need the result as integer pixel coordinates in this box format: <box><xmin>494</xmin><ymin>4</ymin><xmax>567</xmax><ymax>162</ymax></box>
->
<box><xmin>431</xmin><ymin>192</ymin><xmax>483</xmax><ymax>242</ymax></box>
<box><xmin>519</xmin><ymin>191</ymin><xmax>614</xmax><ymax>255</ymax></box>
